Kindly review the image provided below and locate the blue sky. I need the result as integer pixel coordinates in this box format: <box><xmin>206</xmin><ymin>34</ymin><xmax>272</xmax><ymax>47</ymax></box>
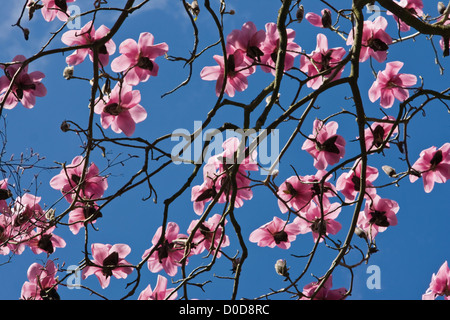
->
<box><xmin>0</xmin><ymin>0</ymin><xmax>449</xmax><ymax>300</ymax></box>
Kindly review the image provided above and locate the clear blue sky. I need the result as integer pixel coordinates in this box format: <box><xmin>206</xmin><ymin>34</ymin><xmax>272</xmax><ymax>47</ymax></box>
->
<box><xmin>0</xmin><ymin>0</ymin><xmax>449</xmax><ymax>300</ymax></box>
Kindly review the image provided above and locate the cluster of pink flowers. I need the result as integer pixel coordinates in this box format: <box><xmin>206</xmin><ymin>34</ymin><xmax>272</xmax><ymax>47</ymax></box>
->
<box><xmin>200</xmin><ymin>21</ymin><xmax>301</xmax><ymax>96</ymax></box>
<box><xmin>423</xmin><ymin>261</ymin><xmax>450</xmax><ymax>300</ymax></box>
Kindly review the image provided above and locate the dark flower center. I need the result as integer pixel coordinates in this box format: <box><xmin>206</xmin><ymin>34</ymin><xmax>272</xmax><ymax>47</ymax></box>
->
<box><xmin>430</xmin><ymin>150</ymin><xmax>443</xmax><ymax>170</ymax></box>
<box><xmin>273</xmin><ymin>230</ymin><xmax>288</xmax><ymax>244</ymax></box>
<box><xmin>0</xmin><ymin>188</ymin><xmax>12</xmax><ymax>201</ymax></box>
<box><xmin>369</xmin><ymin>210</ymin><xmax>389</xmax><ymax>227</ymax></box>
<box><xmin>247</xmin><ymin>46</ymin><xmax>264</xmax><ymax>62</ymax></box>
<box><xmin>157</xmin><ymin>240</ymin><xmax>174</xmax><ymax>263</ymax></box>
<box><xmin>316</xmin><ymin>135</ymin><xmax>340</xmax><ymax>154</ymax></box>
<box><xmin>368</xmin><ymin>38</ymin><xmax>389</xmax><ymax>52</ymax></box>
<box><xmin>311</xmin><ymin>219</ymin><xmax>327</xmax><ymax>235</ymax></box>
<box><xmin>137</xmin><ymin>56</ymin><xmax>154</xmax><ymax>70</ymax></box>
<box><xmin>103</xmin><ymin>102</ymin><xmax>123</xmax><ymax>116</ymax></box>
<box><xmin>102</xmin><ymin>251</ymin><xmax>119</xmax><ymax>278</ymax></box>
<box><xmin>54</xmin><ymin>0</ymin><xmax>68</xmax><ymax>12</ymax></box>
<box><xmin>282</xmin><ymin>181</ymin><xmax>298</xmax><ymax>197</ymax></box>
<box><xmin>38</xmin><ymin>234</ymin><xmax>54</xmax><ymax>254</ymax></box>
<box><xmin>226</xmin><ymin>54</ymin><xmax>236</xmax><ymax>75</ymax></box>
<box><xmin>40</xmin><ymin>287</ymin><xmax>60</xmax><ymax>300</ymax></box>
<box><xmin>372</xmin><ymin>125</ymin><xmax>385</xmax><ymax>148</ymax></box>
<box><xmin>352</xmin><ymin>174</ymin><xmax>361</xmax><ymax>192</ymax></box>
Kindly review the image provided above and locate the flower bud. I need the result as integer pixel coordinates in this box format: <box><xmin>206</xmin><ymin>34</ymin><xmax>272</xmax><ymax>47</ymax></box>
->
<box><xmin>275</xmin><ymin>259</ymin><xmax>289</xmax><ymax>277</ymax></box>
<box><xmin>382</xmin><ymin>165</ymin><xmax>397</xmax><ymax>178</ymax></box>
<box><xmin>63</xmin><ymin>66</ymin><xmax>74</xmax><ymax>80</ymax></box>
<box><xmin>60</xmin><ymin>121</ymin><xmax>70</xmax><ymax>132</ymax></box>
<box><xmin>296</xmin><ymin>5</ymin><xmax>304</xmax><ymax>23</ymax></box>
<box><xmin>438</xmin><ymin>2</ymin><xmax>446</xmax><ymax>15</ymax></box>
<box><xmin>354</xmin><ymin>227</ymin><xmax>367</xmax><ymax>240</ymax></box>
<box><xmin>321</xmin><ymin>9</ymin><xmax>332</xmax><ymax>28</ymax></box>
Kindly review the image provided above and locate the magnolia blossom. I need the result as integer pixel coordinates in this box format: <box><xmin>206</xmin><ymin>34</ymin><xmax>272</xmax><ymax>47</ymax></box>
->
<box><xmin>387</xmin><ymin>0</ymin><xmax>424</xmax><ymax>32</ymax></box>
<box><xmin>21</xmin><ymin>260</ymin><xmax>59</xmax><ymax>300</ymax></box>
<box><xmin>226</xmin><ymin>21</ymin><xmax>266</xmax><ymax>65</ymax></box>
<box><xmin>259</xmin><ymin>22</ymin><xmax>301</xmax><ymax>75</ymax></box>
<box><xmin>82</xmin><ymin>243</ymin><xmax>133</xmax><ymax>289</ymax></box>
<box><xmin>61</xmin><ymin>21</ymin><xmax>116</xmax><ymax>67</ymax></box>
<box><xmin>0</xmin><ymin>179</ymin><xmax>12</xmax><ymax>216</ymax></box>
<box><xmin>138</xmin><ymin>275</ymin><xmax>177</xmax><ymax>300</ymax></box>
<box><xmin>143</xmin><ymin>222</ymin><xmax>187</xmax><ymax>277</ymax></box>
<box><xmin>111</xmin><ymin>32</ymin><xmax>169</xmax><ymax>86</ymax></box>
<box><xmin>305</xmin><ymin>9</ymin><xmax>332</xmax><ymax>28</ymax></box>
<box><xmin>0</xmin><ymin>55</ymin><xmax>47</xmax><ymax>109</ymax></box>
<box><xmin>50</xmin><ymin>155</ymin><xmax>108</xmax><ymax>203</ymax></box>
<box><xmin>191</xmin><ymin>137</ymin><xmax>258</xmax><ymax>215</ymax></box>
<box><xmin>200</xmin><ymin>49</ymin><xmax>254</xmax><ymax>97</ymax></box>
<box><xmin>27</xmin><ymin>226</ymin><xmax>66</xmax><ymax>255</ymax></box>
<box><xmin>300</xmin><ymin>33</ymin><xmax>346</xmax><ymax>89</ymax></box>
<box><xmin>300</xmin><ymin>274</ymin><xmax>347</xmax><ymax>300</ymax></box>
<box><xmin>336</xmin><ymin>160</ymin><xmax>379</xmax><ymax>202</ymax></box>
<box><xmin>302</xmin><ymin>119</ymin><xmax>346</xmax><ymax>170</ymax></box>
<box><xmin>297</xmin><ymin>202</ymin><xmax>342</xmax><ymax>243</ymax></box>
<box><xmin>422</xmin><ymin>261</ymin><xmax>450</xmax><ymax>300</ymax></box>
<box><xmin>249</xmin><ymin>216</ymin><xmax>303</xmax><ymax>249</ymax></box>
<box><xmin>68</xmin><ymin>202</ymin><xmax>102</xmax><ymax>235</ymax></box>
<box><xmin>357</xmin><ymin>195</ymin><xmax>399</xmax><ymax>240</ymax></box>
<box><xmin>368</xmin><ymin>61</ymin><xmax>417</xmax><ymax>109</ymax></box>
<box><xmin>409</xmin><ymin>143</ymin><xmax>450</xmax><ymax>193</ymax></box>
<box><xmin>35</xmin><ymin>0</ymin><xmax>76</xmax><ymax>22</ymax></box>
<box><xmin>346</xmin><ymin>16</ymin><xmax>392</xmax><ymax>63</ymax></box>
<box><xmin>364</xmin><ymin>116</ymin><xmax>398</xmax><ymax>152</ymax></box>
<box><xmin>94</xmin><ymin>83</ymin><xmax>147</xmax><ymax>136</ymax></box>
<box><xmin>187</xmin><ymin>214</ymin><xmax>229</xmax><ymax>257</ymax></box>
<box><xmin>277</xmin><ymin>175</ymin><xmax>315</xmax><ymax>214</ymax></box>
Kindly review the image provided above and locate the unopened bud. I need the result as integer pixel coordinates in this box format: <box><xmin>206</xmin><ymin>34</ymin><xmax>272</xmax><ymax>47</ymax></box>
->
<box><xmin>190</xmin><ymin>0</ymin><xmax>200</xmax><ymax>17</ymax></box>
<box><xmin>0</xmin><ymin>188</ymin><xmax>12</xmax><ymax>201</ymax></box>
<box><xmin>275</xmin><ymin>259</ymin><xmax>289</xmax><ymax>277</ymax></box>
<box><xmin>321</xmin><ymin>9</ymin><xmax>332</xmax><ymax>28</ymax></box>
<box><xmin>23</xmin><ymin>28</ymin><xmax>30</xmax><ymax>41</ymax></box>
<box><xmin>45</xmin><ymin>208</ymin><xmax>56</xmax><ymax>221</ymax></box>
<box><xmin>382</xmin><ymin>165</ymin><xmax>397</xmax><ymax>178</ymax></box>
<box><xmin>438</xmin><ymin>2</ymin><xmax>446</xmax><ymax>15</ymax></box>
<box><xmin>63</xmin><ymin>66</ymin><xmax>74</xmax><ymax>80</ymax></box>
<box><xmin>296</xmin><ymin>5</ymin><xmax>304</xmax><ymax>23</ymax></box>
<box><xmin>354</xmin><ymin>227</ymin><xmax>367</xmax><ymax>240</ymax></box>
<box><xmin>60</xmin><ymin>120</ymin><xmax>70</xmax><ymax>132</ymax></box>
<box><xmin>229</xmin><ymin>9</ymin><xmax>235</xmax><ymax>15</ymax></box>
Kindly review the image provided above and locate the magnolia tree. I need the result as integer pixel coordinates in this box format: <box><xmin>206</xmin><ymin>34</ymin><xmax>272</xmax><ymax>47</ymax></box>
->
<box><xmin>0</xmin><ymin>0</ymin><xmax>449</xmax><ymax>301</ymax></box>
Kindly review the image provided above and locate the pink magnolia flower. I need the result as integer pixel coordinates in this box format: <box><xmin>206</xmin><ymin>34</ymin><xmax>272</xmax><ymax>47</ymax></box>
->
<box><xmin>27</xmin><ymin>226</ymin><xmax>66</xmax><ymax>255</ymax></box>
<box><xmin>61</xmin><ymin>21</ymin><xmax>116</xmax><ymax>67</ymax></box>
<box><xmin>387</xmin><ymin>0</ymin><xmax>424</xmax><ymax>32</ymax></box>
<box><xmin>34</xmin><ymin>0</ymin><xmax>76</xmax><ymax>22</ymax></box>
<box><xmin>439</xmin><ymin>21</ymin><xmax>450</xmax><ymax>56</ymax></box>
<box><xmin>0</xmin><ymin>215</ymin><xmax>14</xmax><ymax>255</ymax></box>
<box><xmin>187</xmin><ymin>213</ymin><xmax>230</xmax><ymax>257</ymax></box>
<box><xmin>138</xmin><ymin>275</ymin><xmax>177</xmax><ymax>300</ymax></box>
<box><xmin>346</xmin><ymin>16</ymin><xmax>392</xmax><ymax>63</ymax></box>
<box><xmin>226</xmin><ymin>21</ymin><xmax>266</xmax><ymax>65</ymax></box>
<box><xmin>21</xmin><ymin>260</ymin><xmax>59</xmax><ymax>300</ymax></box>
<box><xmin>297</xmin><ymin>202</ymin><xmax>342</xmax><ymax>243</ymax></box>
<box><xmin>423</xmin><ymin>261</ymin><xmax>450</xmax><ymax>300</ymax></box>
<box><xmin>409</xmin><ymin>143</ymin><xmax>450</xmax><ymax>193</ymax></box>
<box><xmin>336</xmin><ymin>160</ymin><xmax>379</xmax><ymax>202</ymax></box>
<box><xmin>357</xmin><ymin>195</ymin><xmax>399</xmax><ymax>240</ymax></box>
<box><xmin>0</xmin><ymin>55</ymin><xmax>47</xmax><ymax>109</ymax></box>
<box><xmin>302</xmin><ymin>119</ymin><xmax>346</xmax><ymax>170</ymax></box>
<box><xmin>300</xmin><ymin>274</ymin><xmax>347</xmax><ymax>300</ymax></box>
<box><xmin>50</xmin><ymin>155</ymin><xmax>108</xmax><ymax>203</ymax></box>
<box><xmin>249</xmin><ymin>216</ymin><xmax>303</xmax><ymax>249</ymax></box>
<box><xmin>94</xmin><ymin>83</ymin><xmax>147</xmax><ymax>136</ymax></box>
<box><xmin>82</xmin><ymin>243</ymin><xmax>133</xmax><ymax>289</ymax></box>
<box><xmin>259</xmin><ymin>22</ymin><xmax>301</xmax><ymax>75</ymax></box>
<box><xmin>305</xmin><ymin>9</ymin><xmax>332</xmax><ymax>28</ymax></box>
<box><xmin>0</xmin><ymin>179</ymin><xmax>12</xmax><ymax>216</ymax></box>
<box><xmin>143</xmin><ymin>222</ymin><xmax>188</xmax><ymax>277</ymax></box>
<box><xmin>300</xmin><ymin>33</ymin><xmax>346</xmax><ymax>89</ymax></box>
<box><xmin>364</xmin><ymin>116</ymin><xmax>398</xmax><ymax>152</ymax></box>
<box><xmin>191</xmin><ymin>137</ymin><xmax>258</xmax><ymax>215</ymax></box>
<box><xmin>68</xmin><ymin>202</ymin><xmax>102</xmax><ymax>235</ymax></box>
<box><xmin>368</xmin><ymin>61</ymin><xmax>417</xmax><ymax>109</ymax></box>
<box><xmin>111</xmin><ymin>32</ymin><xmax>168</xmax><ymax>86</ymax></box>
<box><xmin>200</xmin><ymin>49</ymin><xmax>254</xmax><ymax>97</ymax></box>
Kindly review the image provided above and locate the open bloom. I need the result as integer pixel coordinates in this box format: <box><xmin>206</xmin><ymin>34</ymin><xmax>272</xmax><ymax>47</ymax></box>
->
<box><xmin>336</xmin><ymin>160</ymin><xmax>379</xmax><ymax>202</ymax></box>
<box><xmin>143</xmin><ymin>222</ymin><xmax>188</xmax><ymax>277</ymax></box>
<box><xmin>296</xmin><ymin>202</ymin><xmax>342</xmax><ymax>243</ymax></box>
<box><xmin>409</xmin><ymin>143</ymin><xmax>450</xmax><ymax>193</ymax></box>
<box><xmin>300</xmin><ymin>33</ymin><xmax>346</xmax><ymax>89</ymax></box>
<box><xmin>302</xmin><ymin>119</ymin><xmax>346</xmax><ymax>170</ymax></box>
<box><xmin>423</xmin><ymin>261</ymin><xmax>450</xmax><ymax>300</ymax></box>
<box><xmin>0</xmin><ymin>55</ymin><xmax>47</xmax><ymax>109</ymax></box>
<box><xmin>191</xmin><ymin>137</ymin><xmax>258</xmax><ymax>215</ymax></box>
<box><xmin>249</xmin><ymin>216</ymin><xmax>302</xmax><ymax>249</ymax></box>
<box><xmin>368</xmin><ymin>61</ymin><xmax>417</xmax><ymax>108</ymax></box>
<box><xmin>346</xmin><ymin>16</ymin><xmax>392</xmax><ymax>63</ymax></box>
<box><xmin>138</xmin><ymin>275</ymin><xmax>177</xmax><ymax>300</ymax></box>
<box><xmin>226</xmin><ymin>21</ymin><xmax>266</xmax><ymax>65</ymax></box>
<box><xmin>21</xmin><ymin>260</ymin><xmax>60</xmax><ymax>300</ymax></box>
<box><xmin>27</xmin><ymin>226</ymin><xmax>66</xmax><ymax>255</ymax></box>
<box><xmin>111</xmin><ymin>32</ymin><xmax>168</xmax><ymax>86</ymax></box>
<box><xmin>35</xmin><ymin>0</ymin><xmax>76</xmax><ymax>22</ymax></box>
<box><xmin>277</xmin><ymin>175</ymin><xmax>315</xmax><ymax>214</ymax></box>
<box><xmin>259</xmin><ymin>22</ymin><xmax>301</xmax><ymax>75</ymax></box>
<box><xmin>50</xmin><ymin>155</ymin><xmax>108</xmax><ymax>203</ymax></box>
<box><xmin>301</xmin><ymin>274</ymin><xmax>347</xmax><ymax>300</ymax></box>
<box><xmin>82</xmin><ymin>243</ymin><xmax>133</xmax><ymax>289</ymax></box>
<box><xmin>68</xmin><ymin>202</ymin><xmax>102</xmax><ymax>235</ymax></box>
<box><xmin>94</xmin><ymin>83</ymin><xmax>147</xmax><ymax>136</ymax></box>
<box><xmin>357</xmin><ymin>195</ymin><xmax>399</xmax><ymax>240</ymax></box>
<box><xmin>200</xmin><ymin>49</ymin><xmax>254</xmax><ymax>97</ymax></box>
<box><xmin>187</xmin><ymin>214</ymin><xmax>229</xmax><ymax>257</ymax></box>
<box><xmin>364</xmin><ymin>116</ymin><xmax>398</xmax><ymax>152</ymax></box>
<box><xmin>61</xmin><ymin>20</ymin><xmax>116</xmax><ymax>67</ymax></box>
<box><xmin>387</xmin><ymin>0</ymin><xmax>424</xmax><ymax>32</ymax></box>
